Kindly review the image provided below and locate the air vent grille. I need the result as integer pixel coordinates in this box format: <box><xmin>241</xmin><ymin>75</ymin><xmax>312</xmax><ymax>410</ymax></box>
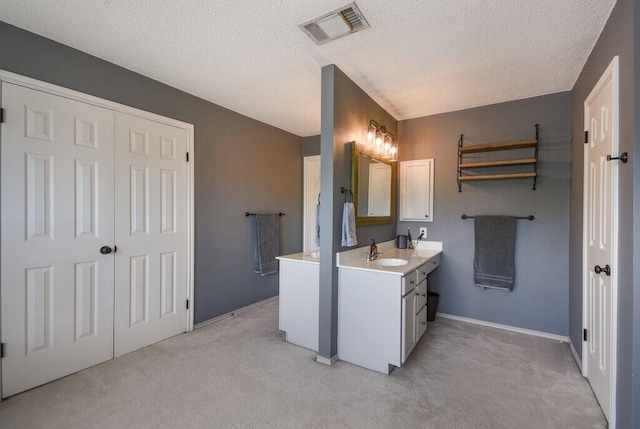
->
<box><xmin>341</xmin><ymin>7</ymin><xmax>364</xmax><ymax>30</ymax></box>
<box><xmin>299</xmin><ymin>2</ymin><xmax>370</xmax><ymax>45</ymax></box>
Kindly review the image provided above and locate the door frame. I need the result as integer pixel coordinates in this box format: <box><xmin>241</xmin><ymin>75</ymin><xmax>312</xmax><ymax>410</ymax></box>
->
<box><xmin>0</xmin><ymin>70</ymin><xmax>196</xmax><ymax>397</ymax></box>
<box><xmin>582</xmin><ymin>55</ymin><xmax>618</xmax><ymax>427</ymax></box>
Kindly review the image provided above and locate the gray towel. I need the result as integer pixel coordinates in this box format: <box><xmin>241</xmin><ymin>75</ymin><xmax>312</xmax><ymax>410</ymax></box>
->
<box><xmin>341</xmin><ymin>202</ymin><xmax>357</xmax><ymax>247</ymax></box>
<box><xmin>473</xmin><ymin>215</ymin><xmax>516</xmax><ymax>291</ymax></box>
<box><xmin>254</xmin><ymin>213</ymin><xmax>279</xmax><ymax>276</ymax></box>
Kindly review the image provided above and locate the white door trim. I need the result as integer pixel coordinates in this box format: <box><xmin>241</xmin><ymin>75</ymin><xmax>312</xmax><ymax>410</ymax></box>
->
<box><xmin>0</xmin><ymin>70</ymin><xmax>196</xmax><ymax>343</ymax></box>
<box><xmin>582</xmin><ymin>55</ymin><xmax>618</xmax><ymax>427</ymax></box>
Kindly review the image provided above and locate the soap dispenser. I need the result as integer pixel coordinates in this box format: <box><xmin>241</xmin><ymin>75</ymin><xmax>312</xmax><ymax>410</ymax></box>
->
<box><xmin>370</xmin><ymin>239</ymin><xmax>377</xmax><ymax>257</ymax></box>
<box><xmin>407</xmin><ymin>228</ymin><xmax>413</xmax><ymax>249</ymax></box>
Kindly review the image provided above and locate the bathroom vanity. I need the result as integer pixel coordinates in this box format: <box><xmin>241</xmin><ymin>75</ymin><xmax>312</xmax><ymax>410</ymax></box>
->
<box><xmin>276</xmin><ymin>252</ymin><xmax>319</xmax><ymax>351</ymax></box>
<box><xmin>336</xmin><ymin>240</ymin><xmax>442</xmax><ymax>374</ymax></box>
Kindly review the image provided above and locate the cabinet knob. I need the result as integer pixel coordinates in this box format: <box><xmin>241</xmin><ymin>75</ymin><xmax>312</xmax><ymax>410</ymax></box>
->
<box><xmin>422</xmin><ymin>293</ymin><xmax>426</xmax><ymax>297</ymax></box>
<box><xmin>422</xmin><ymin>271</ymin><xmax>426</xmax><ymax>275</ymax></box>
<box><xmin>421</xmin><ymin>321</ymin><xmax>426</xmax><ymax>325</ymax></box>
<box><xmin>425</xmin><ymin>214</ymin><xmax>429</xmax><ymax>218</ymax></box>
<box><xmin>410</xmin><ymin>280</ymin><xmax>415</xmax><ymax>285</ymax></box>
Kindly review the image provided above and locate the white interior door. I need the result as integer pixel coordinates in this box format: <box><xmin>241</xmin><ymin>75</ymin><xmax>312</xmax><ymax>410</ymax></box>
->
<box><xmin>583</xmin><ymin>56</ymin><xmax>618</xmax><ymax>425</ymax></box>
<box><xmin>1</xmin><ymin>83</ymin><xmax>115</xmax><ymax>397</ymax></box>
<box><xmin>303</xmin><ymin>155</ymin><xmax>321</xmax><ymax>253</ymax></box>
<box><xmin>114</xmin><ymin>112</ymin><xmax>189</xmax><ymax>357</ymax></box>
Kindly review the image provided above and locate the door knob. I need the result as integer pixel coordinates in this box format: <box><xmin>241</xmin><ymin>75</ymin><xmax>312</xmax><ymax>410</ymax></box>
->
<box><xmin>100</xmin><ymin>246</ymin><xmax>113</xmax><ymax>255</ymax></box>
<box><xmin>594</xmin><ymin>264</ymin><xmax>611</xmax><ymax>276</ymax></box>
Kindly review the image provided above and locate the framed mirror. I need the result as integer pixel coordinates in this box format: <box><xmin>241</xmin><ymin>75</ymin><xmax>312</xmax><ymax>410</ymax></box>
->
<box><xmin>351</xmin><ymin>142</ymin><xmax>396</xmax><ymax>226</ymax></box>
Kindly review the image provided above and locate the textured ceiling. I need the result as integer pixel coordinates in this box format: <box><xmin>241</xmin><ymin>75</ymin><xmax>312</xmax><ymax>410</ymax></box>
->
<box><xmin>1</xmin><ymin>1</ymin><xmax>616</xmax><ymax>136</ymax></box>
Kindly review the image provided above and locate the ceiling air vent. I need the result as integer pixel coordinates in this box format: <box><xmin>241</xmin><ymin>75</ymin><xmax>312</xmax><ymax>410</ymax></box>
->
<box><xmin>299</xmin><ymin>2</ymin><xmax>370</xmax><ymax>45</ymax></box>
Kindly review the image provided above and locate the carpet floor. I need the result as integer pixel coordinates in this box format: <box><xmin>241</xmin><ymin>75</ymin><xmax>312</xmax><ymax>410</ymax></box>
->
<box><xmin>0</xmin><ymin>299</ymin><xmax>606</xmax><ymax>428</ymax></box>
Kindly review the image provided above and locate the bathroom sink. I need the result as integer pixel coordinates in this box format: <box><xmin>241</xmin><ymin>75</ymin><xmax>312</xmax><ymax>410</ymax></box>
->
<box><xmin>374</xmin><ymin>258</ymin><xmax>408</xmax><ymax>267</ymax></box>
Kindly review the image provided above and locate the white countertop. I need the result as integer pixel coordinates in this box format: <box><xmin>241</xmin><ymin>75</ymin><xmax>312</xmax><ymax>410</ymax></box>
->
<box><xmin>276</xmin><ymin>251</ymin><xmax>320</xmax><ymax>265</ymax></box>
<box><xmin>336</xmin><ymin>240</ymin><xmax>443</xmax><ymax>276</ymax></box>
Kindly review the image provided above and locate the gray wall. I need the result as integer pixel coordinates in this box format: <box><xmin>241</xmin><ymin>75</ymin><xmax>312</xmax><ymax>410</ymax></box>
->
<box><xmin>569</xmin><ymin>0</ymin><xmax>639</xmax><ymax>425</ymax></box>
<box><xmin>302</xmin><ymin>135</ymin><xmax>320</xmax><ymax>157</ymax></box>
<box><xmin>398</xmin><ymin>92</ymin><xmax>571</xmax><ymax>336</ymax></box>
<box><xmin>0</xmin><ymin>21</ymin><xmax>303</xmax><ymax>325</ymax></box>
<box><xmin>318</xmin><ymin>65</ymin><xmax>397</xmax><ymax>359</ymax></box>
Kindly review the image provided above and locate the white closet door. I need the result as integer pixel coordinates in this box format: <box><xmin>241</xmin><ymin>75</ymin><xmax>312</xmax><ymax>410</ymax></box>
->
<box><xmin>114</xmin><ymin>112</ymin><xmax>188</xmax><ymax>357</ymax></box>
<box><xmin>1</xmin><ymin>83</ymin><xmax>115</xmax><ymax>397</ymax></box>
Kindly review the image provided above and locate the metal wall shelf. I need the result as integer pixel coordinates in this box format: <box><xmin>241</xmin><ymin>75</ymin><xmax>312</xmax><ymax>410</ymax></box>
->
<box><xmin>457</xmin><ymin>124</ymin><xmax>539</xmax><ymax>191</ymax></box>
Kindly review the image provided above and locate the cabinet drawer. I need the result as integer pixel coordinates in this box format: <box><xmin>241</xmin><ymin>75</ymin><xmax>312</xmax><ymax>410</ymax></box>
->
<box><xmin>416</xmin><ymin>263</ymin><xmax>427</xmax><ymax>284</ymax></box>
<box><xmin>421</xmin><ymin>254</ymin><xmax>441</xmax><ymax>278</ymax></box>
<box><xmin>402</xmin><ymin>275</ymin><xmax>418</xmax><ymax>296</ymax></box>
<box><xmin>416</xmin><ymin>280</ymin><xmax>427</xmax><ymax>310</ymax></box>
<box><xmin>416</xmin><ymin>305</ymin><xmax>427</xmax><ymax>341</ymax></box>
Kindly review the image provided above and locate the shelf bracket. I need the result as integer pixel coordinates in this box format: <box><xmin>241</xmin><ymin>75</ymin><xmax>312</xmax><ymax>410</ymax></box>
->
<box><xmin>532</xmin><ymin>124</ymin><xmax>539</xmax><ymax>190</ymax></box>
<box><xmin>457</xmin><ymin>134</ymin><xmax>463</xmax><ymax>192</ymax></box>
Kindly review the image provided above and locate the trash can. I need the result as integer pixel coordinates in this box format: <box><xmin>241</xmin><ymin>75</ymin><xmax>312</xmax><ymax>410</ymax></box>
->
<box><xmin>427</xmin><ymin>291</ymin><xmax>439</xmax><ymax>322</ymax></box>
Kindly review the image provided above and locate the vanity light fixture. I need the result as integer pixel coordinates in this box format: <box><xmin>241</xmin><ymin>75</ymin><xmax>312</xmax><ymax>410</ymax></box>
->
<box><xmin>363</xmin><ymin>119</ymin><xmax>397</xmax><ymax>161</ymax></box>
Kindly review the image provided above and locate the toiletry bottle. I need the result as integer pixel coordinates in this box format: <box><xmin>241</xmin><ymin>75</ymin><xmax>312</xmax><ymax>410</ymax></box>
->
<box><xmin>407</xmin><ymin>228</ymin><xmax>412</xmax><ymax>248</ymax></box>
<box><xmin>370</xmin><ymin>239</ymin><xmax>377</xmax><ymax>256</ymax></box>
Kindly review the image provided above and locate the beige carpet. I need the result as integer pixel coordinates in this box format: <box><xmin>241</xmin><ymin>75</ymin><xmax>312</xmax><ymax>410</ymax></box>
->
<box><xmin>0</xmin><ymin>299</ymin><xmax>606</xmax><ymax>428</ymax></box>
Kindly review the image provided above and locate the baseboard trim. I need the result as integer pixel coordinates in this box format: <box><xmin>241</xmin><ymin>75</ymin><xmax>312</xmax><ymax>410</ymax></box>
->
<box><xmin>194</xmin><ymin>296</ymin><xmax>279</xmax><ymax>329</ymax></box>
<box><xmin>436</xmin><ymin>312</ymin><xmax>570</xmax><ymax>343</ymax></box>
<box><xmin>316</xmin><ymin>354</ymin><xmax>339</xmax><ymax>366</ymax></box>
<box><xmin>569</xmin><ymin>340</ymin><xmax>583</xmax><ymax>371</ymax></box>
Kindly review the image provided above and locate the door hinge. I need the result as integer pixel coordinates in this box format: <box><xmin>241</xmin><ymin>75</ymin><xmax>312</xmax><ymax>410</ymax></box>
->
<box><xmin>1</xmin><ymin>343</ymin><xmax>5</xmax><ymax>358</ymax></box>
<box><xmin>583</xmin><ymin>328</ymin><xmax>587</xmax><ymax>341</ymax></box>
<box><xmin>186</xmin><ymin>299</ymin><xmax>189</xmax><ymax>310</ymax></box>
<box><xmin>0</xmin><ymin>108</ymin><xmax>4</xmax><ymax>123</ymax></box>
<box><xmin>584</xmin><ymin>131</ymin><xmax>588</xmax><ymax>144</ymax></box>
<box><xmin>186</xmin><ymin>152</ymin><xmax>189</xmax><ymax>162</ymax></box>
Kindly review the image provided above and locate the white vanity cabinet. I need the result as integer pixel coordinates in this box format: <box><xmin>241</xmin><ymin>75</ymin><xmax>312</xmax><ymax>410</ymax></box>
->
<box><xmin>399</xmin><ymin>158</ymin><xmax>434</xmax><ymax>222</ymax></box>
<box><xmin>277</xmin><ymin>254</ymin><xmax>319</xmax><ymax>352</ymax></box>
<box><xmin>338</xmin><ymin>250</ymin><xmax>441</xmax><ymax>374</ymax></box>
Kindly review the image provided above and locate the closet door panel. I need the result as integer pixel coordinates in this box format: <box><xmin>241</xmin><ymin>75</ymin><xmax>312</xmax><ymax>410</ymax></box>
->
<box><xmin>1</xmin><ymin>83</ymin><xmax>115</xmax><ymax>398</ymax></box>
<box><xmin>114</xmin><ymin>112</ymin><xmax>188</xmax><ymax>357</ymax></box>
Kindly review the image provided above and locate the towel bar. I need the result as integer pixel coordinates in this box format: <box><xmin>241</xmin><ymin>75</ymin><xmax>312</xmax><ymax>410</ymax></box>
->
<box><xmin>340</xmin><ymin>187</ymin><xmax>353</xmax><ymax>203</ymax></box>
<box><xmin>461</xmin><ymin>214</ymin><xmax>534</xmax><ymax>221</ymax></box>
<box><xmin>246</xmin><ymin>212</ymin><xmax>285</xmax><ymax>217</ymax></box>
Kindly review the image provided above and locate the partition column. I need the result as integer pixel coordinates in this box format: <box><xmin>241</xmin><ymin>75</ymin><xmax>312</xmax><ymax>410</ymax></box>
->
<box><xmin>317</xmin><ymin>65</ymin><xmax>339</xmax><ymax>363</ymax></box>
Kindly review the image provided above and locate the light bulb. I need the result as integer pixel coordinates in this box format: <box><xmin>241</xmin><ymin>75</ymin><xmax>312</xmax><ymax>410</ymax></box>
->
<box><xmin>366</xmin><ymin>126</ymin><xmax>375</xmax><ymax>141</ymax></box>
<box><xmin>375</xmin><ymin>131</ymin><xmax>383</xmax><ymax>147</ymax></box>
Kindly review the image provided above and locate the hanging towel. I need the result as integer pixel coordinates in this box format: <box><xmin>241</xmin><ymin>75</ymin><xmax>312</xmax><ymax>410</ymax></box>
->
<box><xmin>473</xmin><ymin>215</ymin><xmax>517</xmax><ymax>291</ymax></box>
<box><xmin>315</xmin><ymin>196</ymin><xmax>321</xmax><ymax>247</ymax></box>
<box><xmin>254</xmin><ymin>213</ymin><xmax>280</xmax><ymax>276</ymax></box>
<box><xmin>341</xmin><ymin>202</ymin><xmax>358</xmax><ymax>247</ymax></box>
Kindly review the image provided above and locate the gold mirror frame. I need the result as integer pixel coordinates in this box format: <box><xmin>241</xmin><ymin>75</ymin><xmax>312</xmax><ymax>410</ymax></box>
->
<box><xmin>351</xmin><ymin>142</ymin><xmax>396</xmax><ymax>226</ymax></box>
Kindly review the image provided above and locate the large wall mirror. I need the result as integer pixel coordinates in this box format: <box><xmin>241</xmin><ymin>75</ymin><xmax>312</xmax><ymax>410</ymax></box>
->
<box><xmin>351</xmin><ymin>142</ymin><xmax>396</xmax><ymax>226</ymax></box>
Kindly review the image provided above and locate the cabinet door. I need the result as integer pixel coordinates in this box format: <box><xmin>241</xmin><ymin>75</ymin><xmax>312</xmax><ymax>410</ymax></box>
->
<box><xmin>416</xmin><ymin>305</ymin><xmax>427</xmax><ymax>341</ymax></box>
<box><xmin>401</xmin><ymin>289</ymin><xmax>417</xmax><ymax>363</ymax></box>
<box><xmin>399</xmin><ymin>159</ymin><xmax>434</xmax><ymax>222</ymax></box>
<box><xmin>417</xmin><ymin>280</ymin><xmax>427</xmax><ymax>310</ymax></box>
